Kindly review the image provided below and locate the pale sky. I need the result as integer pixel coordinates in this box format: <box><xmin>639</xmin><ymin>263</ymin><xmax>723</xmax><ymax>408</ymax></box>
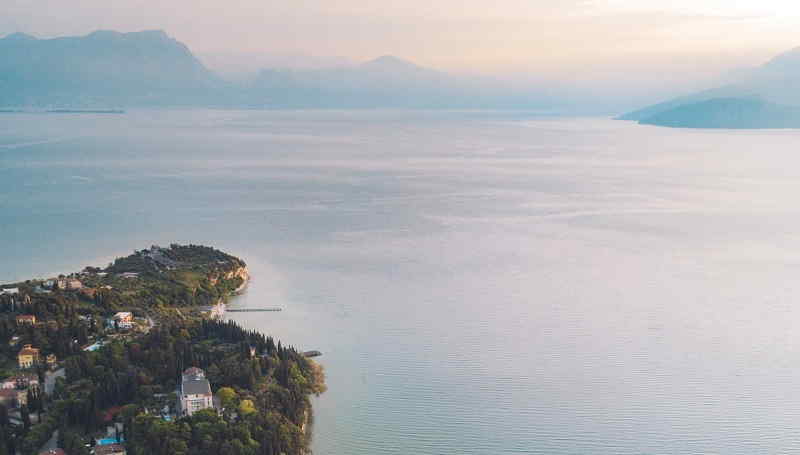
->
<box><xmin>2</xmin><ymin>0</ymin><xmax>799</xmax><ymax>96</ymax></box>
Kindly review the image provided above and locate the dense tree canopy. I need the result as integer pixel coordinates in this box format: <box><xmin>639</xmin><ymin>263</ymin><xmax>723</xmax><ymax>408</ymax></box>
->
<box><xmin>0</xmin><ymin>245</ymin><xmax>323</xmax><ymax>455</ymax></box>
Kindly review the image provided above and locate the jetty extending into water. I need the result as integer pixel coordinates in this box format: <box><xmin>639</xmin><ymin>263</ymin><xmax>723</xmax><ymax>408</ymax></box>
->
<box><xmin>227</xmin><ymin>308</ymin><xmax>283</xmax><ymax>312</ymax></box>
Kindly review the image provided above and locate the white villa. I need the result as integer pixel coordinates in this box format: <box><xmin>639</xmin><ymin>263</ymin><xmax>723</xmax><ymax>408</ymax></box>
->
<box><xmin>112</xmin><ymin>312</ymin><xmax>133</xmax><ymax>329</ymax></box>
<box><xmin>179</xmin><ymin>367</ymin><xmax>213</xmax><ymax>417</ymax></box>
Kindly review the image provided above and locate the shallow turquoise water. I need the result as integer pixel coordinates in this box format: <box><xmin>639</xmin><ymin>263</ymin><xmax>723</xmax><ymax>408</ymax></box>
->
<box><xmin>4</xmin><ymin>110</ymin><xmax>800</xmax><ymax>454</ymax></box>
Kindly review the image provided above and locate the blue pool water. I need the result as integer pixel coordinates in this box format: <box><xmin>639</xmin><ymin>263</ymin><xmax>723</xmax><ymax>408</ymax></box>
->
<box><xmin>97</xmin><ymin>438</ymin><xmax>123</xmax><ymax>445</ymax></box>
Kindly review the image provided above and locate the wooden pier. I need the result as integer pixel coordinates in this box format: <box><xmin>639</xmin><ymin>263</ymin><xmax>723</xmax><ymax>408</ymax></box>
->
<box><xmin>227</xmin><ymin>308</ymin><xmax>283</xmax><ymax>312</ymax></box>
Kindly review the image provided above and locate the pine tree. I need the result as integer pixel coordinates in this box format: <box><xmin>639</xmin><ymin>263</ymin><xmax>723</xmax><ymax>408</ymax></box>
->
<box><xmin>20</xmin><ymin>405</ymin><xmax>30</xmax><ymax>430</ymax></box>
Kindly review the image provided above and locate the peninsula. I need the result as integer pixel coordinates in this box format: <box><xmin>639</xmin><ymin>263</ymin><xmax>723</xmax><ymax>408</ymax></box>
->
<box><xmin>619</xmin><ymin>46</ymin><xmax>800</xmax><ymax>129</ymax></box>
<box><xmin>0</xmin><ymin>244</ymin><xmax>325</xmax><ymax>455</ymax></box>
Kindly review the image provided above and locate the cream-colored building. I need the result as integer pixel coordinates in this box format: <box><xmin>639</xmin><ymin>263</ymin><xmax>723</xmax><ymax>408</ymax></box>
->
<box><xmin>15</xmin><ymin>315</ymin><xmax>36</xmax><ymax>326</ymax></box>
<box><xmin>18</xmin><ymin>344</ymin><xmax>40</xmax><ymax>369</ymax></box>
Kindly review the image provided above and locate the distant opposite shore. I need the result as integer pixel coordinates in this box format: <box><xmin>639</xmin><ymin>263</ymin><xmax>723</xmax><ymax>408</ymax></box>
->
<box><xmin>619</xmin><ymin>45</ymin><xmax>800</xmax><ymax>129</ymax></box>
<box><xmin>619</xmin><ymin>97</ymin><xmax>800</xmax><ymax>129</ymax></box>
<box><xmin>0</xmin><ymin>109</ymin><xmax>125</xmax><ymax>114</ymax></box>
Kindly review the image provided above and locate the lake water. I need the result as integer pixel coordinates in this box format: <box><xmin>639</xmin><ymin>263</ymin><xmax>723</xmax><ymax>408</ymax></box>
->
<box><xmin>3</xmin><ymin>110</ymin><xmax>800</xmax><ymax>454</ymax></box>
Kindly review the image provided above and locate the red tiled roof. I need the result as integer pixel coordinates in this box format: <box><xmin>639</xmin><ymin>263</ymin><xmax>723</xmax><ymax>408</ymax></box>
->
<box><xmin>102</xmin><ymin>406</ymin><xmax>123</xmax><ymax>422</ymax></box>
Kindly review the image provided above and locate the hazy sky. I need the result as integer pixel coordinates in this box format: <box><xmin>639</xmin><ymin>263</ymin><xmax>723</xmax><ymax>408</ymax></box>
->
<box><xmin>3</xmin><ymin>0</ymin><xmax>799</xmax><ymax>99</ymax></box>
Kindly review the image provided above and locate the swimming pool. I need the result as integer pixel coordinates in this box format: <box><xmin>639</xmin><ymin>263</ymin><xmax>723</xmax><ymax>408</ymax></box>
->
<box><xmin>96</xmin><ymin>438</ymin><xmax>123</xmax><ymax>445</ymax></box>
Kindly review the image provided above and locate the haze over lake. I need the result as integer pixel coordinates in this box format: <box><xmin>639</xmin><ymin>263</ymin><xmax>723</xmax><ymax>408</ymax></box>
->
<box><xmin>3</xmin><ymin>110</ymin><xmax>800</xmax><ymax>454</ymax></box>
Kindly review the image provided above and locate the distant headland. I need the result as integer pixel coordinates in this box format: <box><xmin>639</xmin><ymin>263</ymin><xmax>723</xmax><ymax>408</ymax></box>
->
<box><xmin>619</xmin><ymin>46</ymin><xmax>800</xmax><ymax>129</ymax></box>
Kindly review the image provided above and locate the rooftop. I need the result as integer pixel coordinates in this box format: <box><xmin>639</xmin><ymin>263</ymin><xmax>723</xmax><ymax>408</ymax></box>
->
<box><xmin>19</xmin><ymin>345</ymin><xmax>39</xmax><ymax>356</ymax></box>
<box><xmin>95</xmin><ymin>444</ymin><xmax>125</xmax><ymax>455</ymax></box>
<box><xmin>5</xmin><ymin>373</ymin><xmax>38</xmax><ymax>382</ymax></box>
<box><xmin>182</xmin><ymin>376</ymin><xmax>212</xmax><ymax>396</ymax></box>
<box><xmin>183</xmin><ymin>367</ymin><xmax>204</xmax><ymax>378</ymax></box>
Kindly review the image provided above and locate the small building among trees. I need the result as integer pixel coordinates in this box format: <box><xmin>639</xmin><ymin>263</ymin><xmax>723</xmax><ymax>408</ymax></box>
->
<box><xmin>17</xmin><ymin>344</ymin><xmax>40</xmax><ymax>369</ymax></box>
<box><xmin>15</xmin><ymin>314</ymin><xmax>36</xmax><ymax>325</ymax></box>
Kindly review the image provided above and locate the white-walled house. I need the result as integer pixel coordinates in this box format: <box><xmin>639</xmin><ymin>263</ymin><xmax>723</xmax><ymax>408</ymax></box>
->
<box><xmin>179</xmin><ymin>367</ymin><xmax>213</xmax><ymax>416</ymax></box>
<box><xmin>111</xmin><ymin>312</ymin><xmax>133</xmax><ymax>329</ymax></box>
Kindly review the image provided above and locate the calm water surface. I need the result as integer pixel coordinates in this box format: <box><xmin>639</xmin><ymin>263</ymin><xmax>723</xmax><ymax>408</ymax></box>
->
<box><xmin>2</xmin><ymin>110</ymin><xmax>800</xmax><ymax>454</ymax></box>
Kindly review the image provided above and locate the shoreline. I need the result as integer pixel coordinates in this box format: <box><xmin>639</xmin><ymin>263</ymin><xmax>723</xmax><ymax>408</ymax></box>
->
<box><xmin>223</xmin><ymin>266</ymin><xmax>326</xmax><ymax>448</ymax></box>
<box><xmin>209</xmin><ymin>266</ymin><xmax>250</xmax><ymax>319</ymax></box>
<box><xmin>0</xmin><ymin>244</ymin><xmax>323</xmax><ymax>454</ymax></box>
<box><xmin>233</xmin><ymin>267</ymin><xmax>250</xmax><ymax>294</ymax></box>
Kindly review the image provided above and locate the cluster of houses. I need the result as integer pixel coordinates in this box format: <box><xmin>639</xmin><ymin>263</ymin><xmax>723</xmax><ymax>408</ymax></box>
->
<box><xmin>37</xmin><ymin>278</ymin><xmax>83</xmax><ymax>291</ymax></box>
<box><xmin>2</xmin><ymin>335</ymin><xmax>213</xmax><ymax>454</ymax></box>
<box><xmin>16</xmin><ymin>343</ymin><xmax>57</xmax><ymax>370</ymax></box>
<box><xmin>0</xmin><ymin>372</ymin><xmax>39</xmax><ymax>409</ymax></box>
<box><xmin>1</xmin><ymin>283</ymin><xmax>146</xmax><ymax>455</ymax></box>
<box><xmin>0</xmin><ymin>342</ymin><xmax>58</xmax><ymax>410</ymax></box>
<box><xmin>15</xmin><ymin>313</ymin><xmax>85</xmax><ymax>333</ymax></box>
<box><xmin>4</xmin><ymin>265</ymin><xmax>149</xmax><ymax>301</ymax></box>
<box><xmin>0</xmin><ymin>271</ymin><xmax>221</xmax><ymax>454</ymax></box>
<box><xmin>0</xmin><ymin>312</ymin><xmax>61</xmax><ymax>411</ymax></box>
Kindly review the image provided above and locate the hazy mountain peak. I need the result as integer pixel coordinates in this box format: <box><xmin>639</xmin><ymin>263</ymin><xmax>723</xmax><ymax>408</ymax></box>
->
<box><xmin>365</xmin><ymin>55</ymin><xmax>410</xmax><ymax>64</ymax></box>
<box><xmin>361</xmin><ymin>55</ymin><xmax>424</xmax><ymax>72</ymax></box>
<box><xmin>87</xmin><ymin>29</ymin><xmax>123</xmax><ymax>38</ymax></box>
<box><xmin>0</xmin><ymin>28</ymin><xmax>223</xmax><ymax>107</ymax></box>
<box><xmin>2</xmin><ymin>32</ymin><xmax>37</xmax><ymax>41</ymax></box>
<box><xmin>762</xmin><ymin>46</ymin><xmax>800</xmax><ymax>72</ymax></box>
<box><xmin>86</xmin><ymin>29</ymin><xmax>171</xmax><ymax>42</ymax></box>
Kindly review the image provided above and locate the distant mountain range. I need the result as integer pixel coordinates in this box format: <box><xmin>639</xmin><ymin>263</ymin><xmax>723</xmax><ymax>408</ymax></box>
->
<box><xmin>0</xmin><ymin>30</ymin><xmax>550</xmax><ymax>109</ymax></box>
<box><xmin>247</xmin><ymin>55</ymin><xmax>496</xmax><ymax>108</ymax></box>
<box><xmin>0</xmin><ymin>30</ymin><xmax>228</xmax><ymax>106</ymax></box>
<box><xmin>241</xmin><ymin>54</ymin><xmax>552</xmax><ymax>109</ymax></box>
<box><xmin>620</xmin><ymin>47</ymin><xmax>800</xmax><ymax>128</ymax></box>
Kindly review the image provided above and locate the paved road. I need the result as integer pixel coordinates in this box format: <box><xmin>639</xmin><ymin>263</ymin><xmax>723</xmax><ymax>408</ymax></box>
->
<box><xmin>38</xmin><ymin>429</ymin><xmax>59</xmax><ymax>453</ymax></box>
<box><xmin>44</xmin><ymin>368</ymin><xmax>65</xmax><ymax>395</ymax></box>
